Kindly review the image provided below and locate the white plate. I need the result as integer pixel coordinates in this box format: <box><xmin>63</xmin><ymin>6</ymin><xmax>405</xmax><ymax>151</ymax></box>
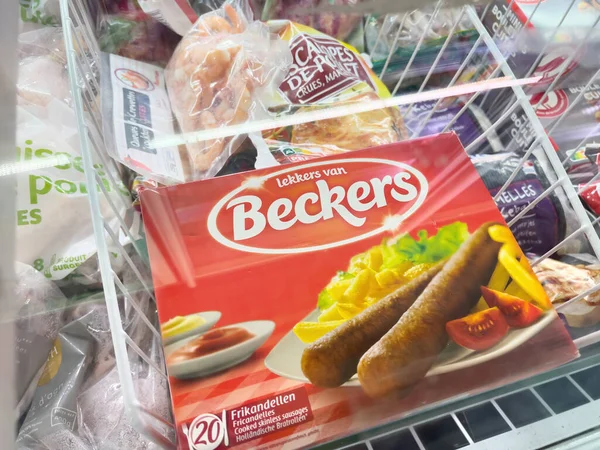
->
<box><xmin>265</xmin><ymin>310</ymin><xmax>556</xmax><ymax>386</ymax></box>
<box><xmin>161</xmin><ymin>311</ymin><xmax>221</xmax><ymax>345</ymax></box>
<box><xmin>167</xmin><ymin>321</ymin><xmax>275</xmax><ymax>380</ymax></box>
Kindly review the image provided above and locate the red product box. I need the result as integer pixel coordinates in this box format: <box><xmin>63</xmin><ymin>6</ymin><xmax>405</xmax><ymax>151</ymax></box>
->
<box><xmin>141</xmin><ymin>133</ymin><xmax>578</xmax><ymax>450</ymax></box>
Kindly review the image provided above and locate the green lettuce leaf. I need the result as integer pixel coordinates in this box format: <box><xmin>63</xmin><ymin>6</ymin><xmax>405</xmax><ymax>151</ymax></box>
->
<box><xmin>393</xmin><ymin>222</ymin><xmax>470</xmax><ymax>264</ymax></box>
<box><xmin>317</xmin><ymin>289</ymin><xmax>334</xmax><ymax>311</ymax></box>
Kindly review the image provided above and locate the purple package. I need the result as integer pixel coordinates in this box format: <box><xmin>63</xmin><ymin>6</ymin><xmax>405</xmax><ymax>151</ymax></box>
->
<box><xmin>490</xmin><ymin>179</ymin><xmax>559</xmax><ymax>254</ymax></box>
<box><xmin>403</xmin><ymin>101</ymin><xmax>503</xmax><ymax>153</ymax></box>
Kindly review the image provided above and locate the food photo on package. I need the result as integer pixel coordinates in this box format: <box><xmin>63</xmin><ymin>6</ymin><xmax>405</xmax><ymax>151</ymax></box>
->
<box><xmin>140</xmin><ymin>133</ymin><xmax>578</xmax><ymax>450</ymax></box>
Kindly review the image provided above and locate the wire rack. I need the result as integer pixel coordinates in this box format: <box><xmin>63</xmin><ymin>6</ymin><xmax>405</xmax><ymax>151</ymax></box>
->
<box><xmin>59</xmin><ymin>0</ymin><xmax>600</xmax><ymax>447</ymax></box>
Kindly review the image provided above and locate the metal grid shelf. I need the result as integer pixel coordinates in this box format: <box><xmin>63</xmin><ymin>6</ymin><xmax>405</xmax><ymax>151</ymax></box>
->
<box><xmin>58</xmin><ymin>0</ymin><xmax>600</xmax><ymax>448</ymax></box>
<box><xmin>322</xmin><ymin>344</ymin><xmax>600</xmax><ymax>450</ymax></box>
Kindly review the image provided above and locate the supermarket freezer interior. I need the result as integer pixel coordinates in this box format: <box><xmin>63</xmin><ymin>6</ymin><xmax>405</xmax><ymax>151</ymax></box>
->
<box><xmin>5</xmin><ymin>0</ymin><xmax>600</xmax><ymax>448</ymax></box>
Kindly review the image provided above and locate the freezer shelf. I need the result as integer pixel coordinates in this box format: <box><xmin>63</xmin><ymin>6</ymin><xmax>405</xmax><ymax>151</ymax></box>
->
<box><xmin>318</xmin><ymin>343</ymin><xmax>600</xmax><ymax>450</ymax></box>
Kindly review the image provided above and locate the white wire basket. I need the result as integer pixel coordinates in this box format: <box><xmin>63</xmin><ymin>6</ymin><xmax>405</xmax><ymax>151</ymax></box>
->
<box><xmin>59</xmin><ymin>0</ymin><xmax>600</xmax><ymax>447</ymax></box>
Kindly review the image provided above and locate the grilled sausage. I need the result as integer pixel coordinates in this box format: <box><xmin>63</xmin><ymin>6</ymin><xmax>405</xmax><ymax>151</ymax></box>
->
<box><xmin>301</xmin><ymin>262</ymin><xmax>445</xmax><ymax>388</ymax></box>
<box><xmin>357</xmin><ymin>222</ymin><xmax>502</xmax><ymax>398</ymax></box>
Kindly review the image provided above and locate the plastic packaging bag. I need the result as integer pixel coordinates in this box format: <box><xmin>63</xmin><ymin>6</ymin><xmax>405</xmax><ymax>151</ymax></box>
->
<box><xmin>15</xmin><ymin>263</ymin><xmax>68</xmax><ymax>419</ymax></box>
<box><xmin>98</xmin><ymin>8</ymin><xmax>181</xmax><ymax>67</ymax></box>
<box><xmin>262</xmin><ymin>0</ymin><xmax>363</xmax><ymax>43</ymax></box>
<box><xmin>165</xmin><ymin>0</ymin><xmax>291</xmax><ymax>179</ymax></box>
<box><xmin>77</xmin><ymin>364</ymin><xmax>168</xmax><ymax>449</ymax></box>
<box><xmin>262</xmin><ymin>20</ymin><xmax>408</xmax><ymax>154</ymax></box>
<box><xmin>365</xmin><ymin>8</ymin><xmax>476</xmax><ymax>67</ymax></box>
<box><xmin>16</xmin><ymin>26</ymin><xmax>138</xmax><ymax>283</ymax></box>
<box><xmin>137</xmin><ymin>0</ymin><xmax>199</xmax><ymax>35</ymax></box>
<box><xmin>16</xmin><ymin>297</ymin><xmax>164</xmax><ymax>450</ymax></box>
<box><xmin>19</xmin><ymin>0</ymin><xmax>61</xmax><ymax>33</ymax></box>
<box><xmin>532</xmin><ymin>257</ymin><xmax>600</xmax><ymax>328</ymax></box>
<box><xmin>16</xmin><ymin>313</ymin><xmax>95</xmax><ymax>449</ymax></box>
<box><xmin>17</xmin><ymin>28</ymin><xmax>71</xmax><ymax>109</ymax></box>
<box><xmin>15</xmin><ymin>102</ymin><xmax>132</xmax><ymax>281</ymax></box>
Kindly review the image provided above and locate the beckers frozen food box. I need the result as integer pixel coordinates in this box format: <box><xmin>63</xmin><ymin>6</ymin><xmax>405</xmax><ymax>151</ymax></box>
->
<box><xmin>140</xmin><ymin>133</ymin><xmax>578</xmax><ymax>450</ymax></box>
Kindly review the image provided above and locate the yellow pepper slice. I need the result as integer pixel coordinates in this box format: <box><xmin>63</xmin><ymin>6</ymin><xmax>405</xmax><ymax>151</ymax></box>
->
<box><xmin>487</xmin><ymin>262</ymin><xmax>511</xmax><ymax>292</ymax></box>
<box><xmin>498</xmin><ymin>246</ymin><xmax>552</xmax><ymax>310</ymax></box>
<box><xmin>505</xmin><ymin>281</ymin><xmax>533</xmax><ymax>301</ymax></box>
<box><xmin>489</xmin><ymin>225</ymin><xmax>518</xmax><ymax>246</ymax></box>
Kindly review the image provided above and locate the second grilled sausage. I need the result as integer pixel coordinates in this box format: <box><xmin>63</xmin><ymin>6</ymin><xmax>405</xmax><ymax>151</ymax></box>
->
<box><xmin>301</xmin><ymin>262</ymin><xmax>445</xmax><ymax>388</ymax></box>
<box><xmin>357</xmin><ymin>222</ymin><xmax>502</xmax><ymax>398</ymax></box>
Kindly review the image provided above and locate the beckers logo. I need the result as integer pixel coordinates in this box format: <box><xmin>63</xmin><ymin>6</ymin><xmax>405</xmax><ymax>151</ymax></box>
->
<box><xmin>530</xmin><ymin>89</ymin><xmax>569</xmax><ymax>118</ymax></box>
<box><xmin>207</xmin><ymin>158</ymin><xmax>428</xmax><ymax>254</ymax></box>
<box><xmin>114</xmin><ymin>68</ymin><xmax>154</xmax><ymax>91</ymax></box>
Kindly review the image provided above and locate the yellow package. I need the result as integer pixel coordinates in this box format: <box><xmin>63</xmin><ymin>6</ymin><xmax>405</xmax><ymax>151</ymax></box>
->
<box><xmin>265</xmin><ymin>21</ymin><xmax>408</xmax><ymax>152</ymax></box>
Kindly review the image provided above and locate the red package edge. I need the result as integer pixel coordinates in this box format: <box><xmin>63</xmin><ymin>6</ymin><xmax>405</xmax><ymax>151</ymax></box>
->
<box><xmin>140</xmin><ymin>133</ymin><xmax>578</xmax><ymax>450</ymax></box>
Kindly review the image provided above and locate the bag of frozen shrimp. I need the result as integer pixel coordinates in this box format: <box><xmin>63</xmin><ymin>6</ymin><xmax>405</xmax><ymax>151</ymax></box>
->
<box><xmin>164</xmin><ymin>0</ymin><xmax>291</xmax><ymax>179</ymax></box>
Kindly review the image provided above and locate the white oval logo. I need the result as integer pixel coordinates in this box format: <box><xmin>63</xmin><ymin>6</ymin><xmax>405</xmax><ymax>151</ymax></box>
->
<box><xmin>207</xmin><ymin>158</ymin><xmax>429</xmax><ymax>254</ymax></box>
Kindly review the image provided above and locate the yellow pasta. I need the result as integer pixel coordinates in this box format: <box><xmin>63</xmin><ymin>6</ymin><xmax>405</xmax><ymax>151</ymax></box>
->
<box><xmin>367</xmin><ymin>247</ymin><xmax>383</xmax><ymax>271</ymax></box>
<box><xmin>336</xmin><ymin>303</ymin><xmax>364</xmax><ymax>320</ymax></box>
<box><xmin>318</xmin><ymin>303</ymin><xmax>343</xmax><ymax>322</ymax></box>
<box><xmin>342</xmin><ymin>269</ymin><xmax>374</xmax><ymax>305</ymax></box>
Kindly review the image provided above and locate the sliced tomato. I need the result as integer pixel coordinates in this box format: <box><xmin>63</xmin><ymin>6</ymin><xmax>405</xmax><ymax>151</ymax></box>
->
<box><xmin>481</xmin><ymin>286</ymin><xmax>543</xmax><ymax>328</ymax></box>
<box><xmin>446</xmin><ymin>307</ymin><xmax>509</xmax><ymax>351</ymax></box>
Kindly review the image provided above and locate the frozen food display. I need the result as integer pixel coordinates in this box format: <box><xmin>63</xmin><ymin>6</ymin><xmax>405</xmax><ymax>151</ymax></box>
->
<box><xmin>14</xmin><ymin>0</ymin><xmax>600</xmax><ymax>449</ymax></box>
<box><xmin>141</xmin><ymin>134</ymin><xmax>577</xmax><ymax>449</ymax></box>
